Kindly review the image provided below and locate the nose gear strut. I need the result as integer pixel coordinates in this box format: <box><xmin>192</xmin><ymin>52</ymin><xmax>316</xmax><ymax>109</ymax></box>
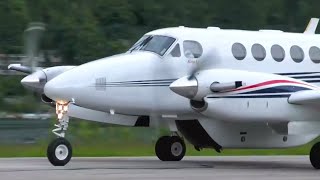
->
<box><xmin>47</xmin><ymin>102</ymin><xmax>72</xmax><ymax>166</ymax></box>
<box><xmin>52</xmin><ymin>102</ymin><xmax>69</xmax><ymax>138</ymax></box>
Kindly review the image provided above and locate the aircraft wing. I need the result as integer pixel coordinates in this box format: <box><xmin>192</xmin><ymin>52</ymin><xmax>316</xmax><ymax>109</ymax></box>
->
<box><xmin>288</xmin><ymin>90</ymin><xmax>320</xmax><ymax>106</ymax></box>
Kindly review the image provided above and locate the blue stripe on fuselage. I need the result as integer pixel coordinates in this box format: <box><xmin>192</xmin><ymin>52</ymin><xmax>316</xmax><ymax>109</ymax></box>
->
<box><xmin>240</xmin><ymin>86</ymin><xmax>310</xmax><ymax>94</ymax></box>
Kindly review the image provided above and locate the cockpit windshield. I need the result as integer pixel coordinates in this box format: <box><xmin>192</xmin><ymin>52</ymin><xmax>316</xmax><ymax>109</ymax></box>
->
<box><xmin>129</xmin><ymin>35</ymin><xmax>176</xmax><ymax>56</ymax></box>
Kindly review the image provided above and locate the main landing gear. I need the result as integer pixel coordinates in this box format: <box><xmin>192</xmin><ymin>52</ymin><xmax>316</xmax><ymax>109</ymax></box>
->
<box><xmin>47</xmin><ymin>102</ymin><xmax>72</xmax><ymax>166</ymax></box>
<box><xmin>155</xmin><ymin>135</ymin><xmax>186</xmax><ymax>161</ymax></box>
<box><xmin>310</xmin><ymin>142</ymin><xmax>320</xmax><ymax>169</ymax></box>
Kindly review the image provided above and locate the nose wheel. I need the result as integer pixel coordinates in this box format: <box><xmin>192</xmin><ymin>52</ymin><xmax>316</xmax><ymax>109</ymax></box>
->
<box><xmin>155</xmin><ymin>136</ymin><xmax>186</xmax><ymax>161</ymax></box>
<box><xmin>47</xmin><ymin>102</ymin><xmax>72</xmax><ymax>166</ymax></box>
<box><xmin>47</xmin><ymin>138</ymin><xmax>72</xmax><ymax>166</ymax></box>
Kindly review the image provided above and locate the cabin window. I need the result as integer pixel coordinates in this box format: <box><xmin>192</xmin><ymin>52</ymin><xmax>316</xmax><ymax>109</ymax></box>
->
<box><xmin>251</xmin><ymin>44</ymin><xmax>266</xmax><ymax>61</ymax></box>
<box><xmin>271</xmin><ymin>45</ymin><xmax>285</xmax><ymax>62</ymax></box>
<box><xmin>309</xmin><ymin>46</ymin><xmax>320</xmax><ymax>64</ymax></box>
<box><xmin>290</xmin><ymin>45</ymin><xmax>304</xmax><ymax>63</ymax></box>
<box><xmin>183</xmin><ymin>40</ymin><xmax>203</xmax><ymax>58</ymax></box>
<box><xmin>170</xmin><ymin>44</ymin><xmax>181</xmax><ymax>57</ymax></box>
<box><xmin>232</xmin><ymin>43</ymin><xmax>246</xmax><ymax>60</ymax></box>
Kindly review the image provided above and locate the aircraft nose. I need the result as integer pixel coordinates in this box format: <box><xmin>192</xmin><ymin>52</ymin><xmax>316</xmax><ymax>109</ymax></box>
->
<box><xmin>44</xmin><ymin>75</ymin><xmax>72</xmax><ymax>103</ymax></box>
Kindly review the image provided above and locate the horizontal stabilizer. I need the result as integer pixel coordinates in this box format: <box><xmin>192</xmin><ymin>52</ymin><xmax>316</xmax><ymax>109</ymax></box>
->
<box><xmin>304</xmin><ymin>18</ymin><xmax>319</xmax><ymax>34</ymax></box>
<box><xmin>288</xmin><ymin>90</ymin><xmax>320</xmax><ymax>105</ymax></box>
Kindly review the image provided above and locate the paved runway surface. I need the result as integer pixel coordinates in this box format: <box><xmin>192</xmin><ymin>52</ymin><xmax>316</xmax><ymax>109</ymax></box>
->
<box><xmin>0</xmin><ymin>156</ymin><xmax>319</xmax><ymax>180</ymax></box>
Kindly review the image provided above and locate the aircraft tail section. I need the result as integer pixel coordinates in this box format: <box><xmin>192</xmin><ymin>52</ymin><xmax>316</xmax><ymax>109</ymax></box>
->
<box><xmin>304</xmin><ymin>18</ymin><xmax>319</xmax><ymax>34</ymax></box>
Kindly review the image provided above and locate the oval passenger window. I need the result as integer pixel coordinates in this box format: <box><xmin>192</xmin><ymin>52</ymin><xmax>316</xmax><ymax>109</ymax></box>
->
<box><xmin>310</xmin><ymin>46</ymin><xmax>320</xmax><ymax>64</ymax></box>
<box><xmin>251</xmin><ymin>44</ymin><xmax>266</xmax><ymax>61</ymax></box>
<box><xmin>232</xmin><ymin>43</ymin><xmax>247</xmax><ymax>60</ymax></box>
<box><xmin>290</xmin><ymin>45</ymin><xmax>304</xmax><ymax>63</ymax></box>
<box><xmin>271</xmin><ymin>45</ymin><xmax>285</xmax><ymax>62</ymax></box>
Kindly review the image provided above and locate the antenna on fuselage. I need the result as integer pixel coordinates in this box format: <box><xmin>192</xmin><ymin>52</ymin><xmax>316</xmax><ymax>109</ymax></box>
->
<box><xmin>304</xmin><ymin>18</ymin><xmax>319</xmax><ymax>34</ymax></box>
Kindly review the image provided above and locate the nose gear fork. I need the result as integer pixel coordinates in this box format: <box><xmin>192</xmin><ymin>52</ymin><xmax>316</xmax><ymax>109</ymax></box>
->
<box><xmin>52</xmin><ymin>102</ymin><xmax>69</xmax><ymax>138</ymax></box>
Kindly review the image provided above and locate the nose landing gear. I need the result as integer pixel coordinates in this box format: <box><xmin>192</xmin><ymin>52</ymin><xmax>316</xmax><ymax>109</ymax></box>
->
<box><xmin>47</xmin><ymin>102</ymin><xmax>72</xmax><ymax>166</ymax></box>
<box><xmin>155</xmin><ymin>136</ymin><xmax>186</xmax><ymax>161</ymax></box>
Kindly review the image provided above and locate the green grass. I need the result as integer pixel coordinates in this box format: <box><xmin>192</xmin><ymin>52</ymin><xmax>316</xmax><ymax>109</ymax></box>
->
<box><xmin>0</xmin><ymin>120</ymin><xmax>316</xmax><ymax>157</ymax></box>
<box><xmin>0</xmin><ymin>141</ymin><xmax>314</xmax><ymax>157</ymax></box>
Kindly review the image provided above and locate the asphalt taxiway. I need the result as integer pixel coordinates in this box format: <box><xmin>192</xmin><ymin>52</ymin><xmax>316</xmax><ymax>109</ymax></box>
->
<box><xmin>0</xmin><ymin>156</ymin><xmax>318</xmax><ymax>180</ymax></box>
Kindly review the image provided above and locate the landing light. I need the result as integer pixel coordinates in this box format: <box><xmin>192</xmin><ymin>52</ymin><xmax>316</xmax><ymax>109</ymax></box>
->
<box><xmin>55</xmin><ymin>102</ymin><xmax>69</xmax><ymax>120</ymax></box>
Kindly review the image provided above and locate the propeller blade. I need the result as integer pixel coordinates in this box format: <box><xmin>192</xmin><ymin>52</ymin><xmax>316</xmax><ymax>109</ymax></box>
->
<box><xmin>187</xmin><ymin>59</ymin><xmax>199</xmax><ymax>80</ymax></box>
<box><xmin>24</xmin><ymin>22</ymin><xmax>46</xmax><ymax>71</ymax></box>
<box><xmin>8</xmin><ymin>64</ymin><xmax>32</xmax><ymax>74</ymax></box>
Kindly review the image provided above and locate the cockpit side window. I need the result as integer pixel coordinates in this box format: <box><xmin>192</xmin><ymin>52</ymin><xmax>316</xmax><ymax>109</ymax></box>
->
<box><xmin>170</xmin><ymin>44</ymin><xmax>181</xmax><ymax>57</ymax></box>
<box><xmin>183</xmin><ymin>40</ymin><xmax>203</xmax><ymax>58</ymax></box>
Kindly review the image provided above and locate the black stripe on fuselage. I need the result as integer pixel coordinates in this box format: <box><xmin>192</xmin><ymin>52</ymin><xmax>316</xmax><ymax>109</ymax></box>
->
<box><xmin>92</xmin><ymin>78</ymin><xmax>176</xmax><ymax>87</ymax></box>
<box><xmin>207</xmin><ymin>94</ymin><xmax>290</xmax><ymax>99</ymax></box>
<box><xmin>91</xmin><ymin>72</ymin><xmax>320</xmax><ymax>88</ymax></box>
<box><xmin>275</xmin><ymin>72</ymin><xmax>320</xmax><ymax>83</ymax></box>
<box><xmin>102</xmin><ymin>82</ymin><xmax>172</xmax><ymax>85</ymax></box>
<box><xmin>94</xmin><ymin>84</ymin><xmax>170</xmax><ymax>87</ymax></box>
<box><xmin>108</xmin><ymin>79</ymin><xmax>177</xmax><ymax>84</ymax></box>
<box><xmin>276</xmin><ymin>72</ymin><xmax>320</xmax><ymax>76</ymax></box>
<box><xmin>304</xmin><ymin>80</ymin><xmax>320</xmax><ymax>83</ymax></box>
<box><xmin>292</xmin><ymin>76</ymin><xmax>320</xmax><ymax>79</ymax></box>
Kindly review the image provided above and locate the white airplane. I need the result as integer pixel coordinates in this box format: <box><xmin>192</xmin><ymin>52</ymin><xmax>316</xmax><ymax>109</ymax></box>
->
<box><xmin>8</xmin><ymin>18</ymin><xmax>320</xmax><ymax>169</ymax></box>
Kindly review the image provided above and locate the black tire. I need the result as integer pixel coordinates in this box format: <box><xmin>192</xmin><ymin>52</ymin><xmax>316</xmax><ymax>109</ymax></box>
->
<box><xmin>155</xmin><ymin>136</ymin><xmax>171</xmax><ymax>161</ymax></box>
<box><xmin>310</xmin><ymin>142</ymin><xmax>320</xmax><ymax>169</ymax></box>
<box><xmin>155</xmin><ymin>136</ymin><xmax>186</xmax><ymax>161</ymax></box>
<box><xmin>47</xmin><ymin>138</ymin><xmax>72</xmax><ymax>166</ymax></box>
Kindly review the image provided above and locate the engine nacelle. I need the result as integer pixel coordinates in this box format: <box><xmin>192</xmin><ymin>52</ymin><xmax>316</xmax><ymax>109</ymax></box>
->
<box><xmin>170</xmin><ymin>69</ymin><xmax>310</xmax><ymax>101</ymax></box>
<box><xmin>171</xmin><ymin>69</ymin><xmax>318</xmax><ymax>122</ymax></box>
<box><xmin>210</xmin><ymin>81</ymin><xmax>243</xmax><ymax>92</ymax></box>
<box><xmin>170</xmin><ymin>69</ymin><xmax>252</xmax><ymax>101</ymax></box>
<box><xmin>192</xmin><ymin>69</ymin><xmax>254</xmax><ymax>100</ymax></box>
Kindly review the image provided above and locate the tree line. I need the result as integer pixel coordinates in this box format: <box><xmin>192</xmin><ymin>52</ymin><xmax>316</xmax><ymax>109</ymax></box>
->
<box><xmin>0</xmin><ymin>0</ymin><xmax>319</xmax><ymax>65</ymax></box>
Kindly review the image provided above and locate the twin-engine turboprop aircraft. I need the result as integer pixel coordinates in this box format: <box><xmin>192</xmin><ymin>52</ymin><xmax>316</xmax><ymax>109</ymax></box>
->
<box><xmin>9</xmin><ymin>18</ymin><xmax>320</xmax><ymax>169</ymax></box>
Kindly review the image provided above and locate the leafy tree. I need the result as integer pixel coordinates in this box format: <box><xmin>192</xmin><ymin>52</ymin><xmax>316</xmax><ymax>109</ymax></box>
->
<box><xmin>0</xmin><ymin>0</ymin><xmax>29</xmax><ymax>54</ymax></box>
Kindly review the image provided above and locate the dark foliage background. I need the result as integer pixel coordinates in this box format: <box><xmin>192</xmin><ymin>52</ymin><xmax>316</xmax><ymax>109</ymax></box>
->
<box><xmin>1</xmin><ymin>0</ymin><xmax>319</xmax><ymax>64</ymax></box>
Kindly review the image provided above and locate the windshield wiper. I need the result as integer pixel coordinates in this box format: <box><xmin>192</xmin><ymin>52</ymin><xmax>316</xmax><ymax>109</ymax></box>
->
<box><xmin>130</xmin><ymin>36</ymin><xmax>154</xmax><ymax>53</ymax></box>
<box><xmin>140</xmin><ymin>36</ymin><xmax>153</xmax><ymax>48</ymax></box>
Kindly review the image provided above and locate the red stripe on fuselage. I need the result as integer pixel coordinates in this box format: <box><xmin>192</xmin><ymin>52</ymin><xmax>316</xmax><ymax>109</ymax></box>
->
<box><xmin>229</xmin><ymin>80</ymin><xmax>315</xmax><ymax>93</ymax></box>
